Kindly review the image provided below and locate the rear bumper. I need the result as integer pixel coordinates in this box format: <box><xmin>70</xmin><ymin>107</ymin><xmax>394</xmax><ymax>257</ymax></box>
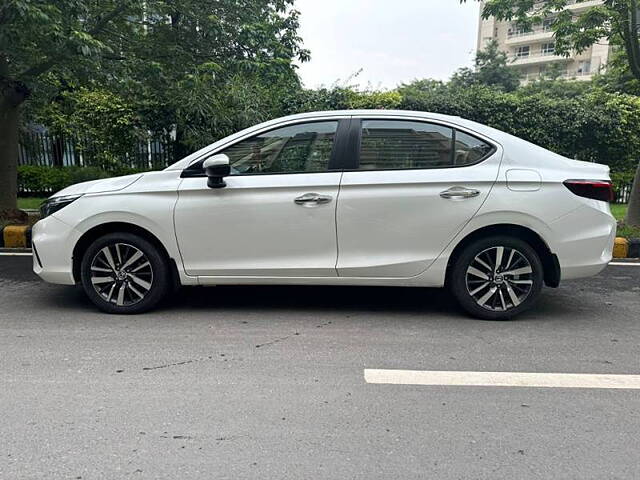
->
<box><xmin>32</xmin><ymin>215</ymin><xmax>79</xmax><ymax>285</ymax></box>
<box><xmin>550</xmin><ymin>205</ymin><xmax>616</xmax><ymax>281</ymax></box>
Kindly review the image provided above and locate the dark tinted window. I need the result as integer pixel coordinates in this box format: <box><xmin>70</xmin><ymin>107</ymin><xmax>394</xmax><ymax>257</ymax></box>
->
<box><xmin>358</xmin><ymin>120</ymin><xmax>492</xmax><ymax>170</ymax></box>
<box><xmin>221</xmin><ymin>121</ymin><xmax>338</xmax><ymax>175</ymax></box>
<box><xmin>359</xmin><ymin>120</ymin><xmax>453</xmax><ymax>170</ymax></box>
<box><xmin>454</xmin><ymin>131</ymin><xmax>494</xmax><ymax>165</ymax></box>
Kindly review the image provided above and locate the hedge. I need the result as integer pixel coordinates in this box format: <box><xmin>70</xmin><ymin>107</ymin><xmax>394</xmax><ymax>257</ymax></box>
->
<box><xmin>17</xmin><ymin>165</ymin><xmax>146</xmax><ymax>196</ymax></box>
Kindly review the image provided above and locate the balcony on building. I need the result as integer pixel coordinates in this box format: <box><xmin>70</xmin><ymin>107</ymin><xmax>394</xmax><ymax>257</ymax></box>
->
<box><xmin>530</xmin><ymin>0</ymin><xmax>603</xmax><ymax>14</ymax></box>
<box><xmin>511</xmin><ymin>50</ymin><xmax>567</xmax><ymax>66</ymax></box>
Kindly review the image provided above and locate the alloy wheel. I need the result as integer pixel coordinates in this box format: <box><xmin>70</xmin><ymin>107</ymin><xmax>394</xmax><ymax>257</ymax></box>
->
<box><xmin>465</xmin><ymin>246</ymin><xmax>534</xmax><ymax>312</ymax></box>
<box><xmin>89</xmin><ymin>243</ymin><xmax>154</xmax><ymax>307</ymax></box>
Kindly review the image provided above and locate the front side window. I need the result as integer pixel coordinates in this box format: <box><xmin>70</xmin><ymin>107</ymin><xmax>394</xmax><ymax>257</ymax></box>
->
<box><xmin>220</xmin><ymin>121</ymin><xmax>338</xmax><ymax>175</ymax></box>
<box><xmin>357</xmin><ymin>120</ymin><xmax>493</xmax><ymax>170</ymax></box>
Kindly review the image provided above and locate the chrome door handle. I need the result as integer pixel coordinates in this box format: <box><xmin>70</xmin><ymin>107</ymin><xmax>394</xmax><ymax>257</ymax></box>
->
<box><xmin>294</xmin><ymin>193</ymin><xmax>333</xmax><ymax>206</ymax></box>
<box><xmin>440</xmin><ymin>187</ymin><xmax>481</xmax><ymax>199</ymax></box>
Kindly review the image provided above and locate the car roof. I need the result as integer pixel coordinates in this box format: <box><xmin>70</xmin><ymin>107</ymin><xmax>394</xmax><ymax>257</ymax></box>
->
<box><xmin>165</xmin><ymin>109</ymin><xmax>506</xmax><ymax>171</ymax></box>
<box><xmin>267</xmin><ymin>109</ymin><xmax>460</xmax><ymax>121</ymax></box>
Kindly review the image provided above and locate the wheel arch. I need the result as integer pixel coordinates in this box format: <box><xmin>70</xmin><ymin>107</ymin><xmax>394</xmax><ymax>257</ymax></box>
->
<box><xmin>72</xmin><ymin>222</ymin><xmax>180</xmax><ymax>288</ymax></box>
<box><xmin>445</xmin><ymin>224</ymin><xmax>560</xmax><ymax>288</ymax></box>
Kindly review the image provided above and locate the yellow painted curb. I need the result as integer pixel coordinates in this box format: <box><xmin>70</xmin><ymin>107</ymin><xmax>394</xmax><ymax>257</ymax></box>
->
<box><xmin>613</xmin><ymin>237</ymin><xmax>629</xmax><ymax>259</ymax></box>
<box><xmin>3</xmin><ymin>225</ymin><xmax>29</xmax><ymax>248</ymax></box>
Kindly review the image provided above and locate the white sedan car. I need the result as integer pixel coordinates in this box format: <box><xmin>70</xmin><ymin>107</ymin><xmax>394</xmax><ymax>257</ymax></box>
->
<box><xmin>32</xmin><ymin>110</ymin><xmax>616</xmax><ymax>320</ymax></box>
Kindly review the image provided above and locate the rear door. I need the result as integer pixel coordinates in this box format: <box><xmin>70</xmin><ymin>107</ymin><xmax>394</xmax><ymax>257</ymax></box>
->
<box><xmin>336</xmin><ymin>117</ymin><xmax>502</xmax><ymax>278</ymax></box>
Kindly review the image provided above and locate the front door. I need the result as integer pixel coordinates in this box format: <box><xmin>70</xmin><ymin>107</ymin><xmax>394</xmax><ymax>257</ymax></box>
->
<box><xmin>336</xmin><ymin>117</ymin><xmax>502</xmax><ymax>278</ymax></box>
<box><xmin>175</xmin><ymin>120</ymin><xmax>346</xmax><ymax>277</ymax></box>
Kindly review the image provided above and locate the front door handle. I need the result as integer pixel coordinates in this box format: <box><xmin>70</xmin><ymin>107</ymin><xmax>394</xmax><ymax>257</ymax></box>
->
<box><xmin>294</xmin><ymin>193</ymin><xmax>333</xmax><ymax>206</ymax></box>
<box><xmin>440</xmin><ymin>187</ymin><xmax>481</xmax><ymax>200</ymax></box>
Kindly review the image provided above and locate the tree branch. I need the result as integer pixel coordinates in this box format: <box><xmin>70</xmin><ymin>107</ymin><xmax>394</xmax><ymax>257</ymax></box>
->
<box><xmin>18</xmin><ymin>2</ymin><xmax>133</xmax><ymax>80</ymax></box>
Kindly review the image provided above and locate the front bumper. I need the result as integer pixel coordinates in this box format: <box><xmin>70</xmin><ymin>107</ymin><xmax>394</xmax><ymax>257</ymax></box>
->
<box><xmin>32</xmin><ymin>215</ymin><xmax>80</xmax><ymax>285</ymax></box>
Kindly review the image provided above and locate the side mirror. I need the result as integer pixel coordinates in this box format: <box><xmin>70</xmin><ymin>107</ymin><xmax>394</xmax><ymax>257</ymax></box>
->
<box><xmin>203</xmin><ymin>154</ymin><xmax>230</xmax><ymax>189</ymax></box>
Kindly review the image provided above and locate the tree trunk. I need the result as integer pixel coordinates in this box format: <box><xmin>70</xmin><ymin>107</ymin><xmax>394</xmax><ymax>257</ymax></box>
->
<box><xmin>625</xmin><ymin>160</ymin><xmax>640</xmax><ymax>227</ymax></box>
<box><xmin>0</xmin><ymin>96</ymin><xmax>20</xmax><ymax>211</ymax></box>
<box><xmin>0</xmin><ymin>78</ymin><xmax>29</xmax><ymax>220</ymax></box>
<box><xmin>52</xmin><ymin>135</ymin><xmax>65</xmax><ymax>167</ymax></box>
<box><xmin>173</xmin><ymin>124</ymin><xmax>190</xmax><ymax>162</ymax></box>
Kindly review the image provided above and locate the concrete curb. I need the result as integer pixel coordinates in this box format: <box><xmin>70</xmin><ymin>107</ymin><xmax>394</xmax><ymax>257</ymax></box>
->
<box><xmin>613</xmin><ymin>237</ymin><xmax>640</xmax><ymax>259</ymax></box>
<box><xmin>0</xmin><ymin>247</ymin><xmax>32</xmax><ymax>254</ymax></box>
<box><xmin>1</xmin><ymin>225</ymin><xmax>32</xmax><ymax>249</ymax></box>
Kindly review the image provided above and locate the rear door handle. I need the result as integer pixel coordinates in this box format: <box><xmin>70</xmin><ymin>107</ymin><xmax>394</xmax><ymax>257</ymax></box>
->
<box><xmin>440</xmin><ymin>187</ymin><xmax>481</xmax><ymax>199</ymax></box>
<box><xmin>294</xmin><ymin>193</ymin><xmax>333</xmax><ymax>206</ymax></box>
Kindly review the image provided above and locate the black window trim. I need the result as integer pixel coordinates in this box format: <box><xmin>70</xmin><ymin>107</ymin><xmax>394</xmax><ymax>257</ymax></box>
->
<box><xmin>180</xmin><ymin>118</ymin><xmax>352</xmax><ymax>178</ymax></box>
<box><xmin>345</xmin><ymin>116</ymin><xmax>498</xmax><ymax>172</ymax></box>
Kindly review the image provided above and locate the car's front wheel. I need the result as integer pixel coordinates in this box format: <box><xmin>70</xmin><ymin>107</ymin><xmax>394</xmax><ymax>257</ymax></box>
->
<box><xmin>80</xmin><ymin>232</ymin><xmax>170</xmax><ymax>314</ymax></box>
<box><xmin>450</xmin><ymin>235</ymin><xmax>544</xmax><ymax>320</ymax></box>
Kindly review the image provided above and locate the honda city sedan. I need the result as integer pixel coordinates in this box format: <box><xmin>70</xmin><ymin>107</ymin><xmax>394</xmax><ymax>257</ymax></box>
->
<box><xmin>32</xmin><ymin>110</ymin><xmax>617</xmax><ymax>319</ymax></box>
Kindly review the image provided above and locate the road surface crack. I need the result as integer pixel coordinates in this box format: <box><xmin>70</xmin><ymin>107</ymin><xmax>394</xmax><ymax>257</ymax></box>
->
<box><xmin>255</xmin><ymin>332</ymin><xmax>299</xmax><ymax>348</ymax></box>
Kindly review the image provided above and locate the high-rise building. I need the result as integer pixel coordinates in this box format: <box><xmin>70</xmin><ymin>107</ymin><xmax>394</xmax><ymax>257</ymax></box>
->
<box><xmin>476</xmin><ymin>0</ymin><xmax>612</xmax><ymax>83</ymax></box>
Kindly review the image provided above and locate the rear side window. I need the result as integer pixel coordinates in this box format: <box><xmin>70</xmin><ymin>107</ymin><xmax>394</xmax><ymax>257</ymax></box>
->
<box><xmin>358</xmin><ymin>120</ymin><xmax>493</xmax><ymax>170</ymax></box>
<box><xmin>454</xmin><ymin>131</ymin><xmax>494</xmax><ymax>165</ymax></box>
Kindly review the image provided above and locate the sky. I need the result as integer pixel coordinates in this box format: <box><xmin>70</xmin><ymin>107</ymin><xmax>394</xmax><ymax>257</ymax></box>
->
<box><xmin>294</xmin><ymin>0</ymin><xmax>481</xmax><ymax>90</ymax></box>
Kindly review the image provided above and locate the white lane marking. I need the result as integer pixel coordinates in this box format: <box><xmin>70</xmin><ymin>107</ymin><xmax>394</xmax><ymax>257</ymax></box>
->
<box><xmin>609</xmin><ymin>262</ymin><xmax>640</xmax><ymax>266</ymax></box>
<box><xmin>364</xmin><ymin>369</ymin><xmax>640</xmax><ymax>390</ymax></box>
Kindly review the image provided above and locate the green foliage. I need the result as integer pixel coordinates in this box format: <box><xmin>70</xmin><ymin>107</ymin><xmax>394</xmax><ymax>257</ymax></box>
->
<box><xmin>396</xmin><ymin>80</ymin><xmax>640</xmax><ymax>175</ymax></box>
<box><xmin>595</xmin><ymin>49</ymin><xmax>640</xmax><ymax>96</ymax></box>
<box><xmin>516</xmin><ymin>77</ymin><xmax>593</xmax><ymax>98</ymax></box>
<box><xmin>17</xmin><ymin>165</ymin><xmax>144</xmax><ymax>195</ymax></box>
<box><xmin>17</xmin><ymin>197</ymin><xmax>48</xmax><ymax>210</ymax></box>
<box><xmin>451</xmin><ymin>40</ymin><xmax>521</xmax><ymax>92</ymax></box>
<box><xmin>343</xmin><ymin>90</ymin><xmax>403</xmax><ymax>109</ymax></box>
<box><xmin>279</xmin><ymin>86</ymin><xmax>402</xmax><ymax>114</ymax></box>
<box><xmin>170</xmin><ymin>71</ymin><xmax>301</xmax><ymax>151</ymax></box>
<box><xmin>21</xmin><ymin>77</ymin><xmax>640</xmax><ymax>177</ymax></box>
<box><xmin>3</xmin><ymin>0</ymin><xmax>309</xmax><ymax>158</ymax></box>
<box><xmin>463</xmin><ymin>0</ymin><xmax>640</xmax><ymax>82</ymax></box>
<box><xmin>33</xmin><ymin>88</ymin><xmax>143</xmax><ymax>169</ymax></box>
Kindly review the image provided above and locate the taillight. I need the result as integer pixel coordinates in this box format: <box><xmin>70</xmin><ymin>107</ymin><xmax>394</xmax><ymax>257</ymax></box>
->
<box><xmin>563</xmin><ymin>180</ymin><xmax>614</xmax><ymax>202</ymax></box>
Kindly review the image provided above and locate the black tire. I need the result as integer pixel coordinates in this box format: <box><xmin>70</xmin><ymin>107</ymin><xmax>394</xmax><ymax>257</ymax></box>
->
<box><xmin>449</xmin><ymin>235</ymin><xmax>544</xmax><ymax>320</ymax></box>
<box><xmin>80</xmin><ymin>232</ymin><xmax>170</xmax><ymax>314</ymax></box>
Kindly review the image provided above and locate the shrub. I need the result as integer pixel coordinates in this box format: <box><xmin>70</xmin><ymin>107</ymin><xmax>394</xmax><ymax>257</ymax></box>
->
<box><xmin>396</xmin><ymin>82</ymin><xmax>640</xmax><ymax>175</ymax></box>
<box><xmin>17</xmin><ymin>165</ymin><xmax>145</xmax><ymax>196</ymax></box>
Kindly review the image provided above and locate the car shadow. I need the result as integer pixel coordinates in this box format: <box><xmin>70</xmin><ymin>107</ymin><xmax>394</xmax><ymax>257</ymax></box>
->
<box><xmin>168</xmin><ymin>284</ymin><xmax>460</xmax><ymax>316</ymax></box>
<box><xmin>29</xmin><ymin>278</ymin><xmax>602</xmax><ymax>323</ymax></box>
<box><xmin>164</xmin><ymin>284</ymin><xmax>582</xmax><ymax>322</ymax></box>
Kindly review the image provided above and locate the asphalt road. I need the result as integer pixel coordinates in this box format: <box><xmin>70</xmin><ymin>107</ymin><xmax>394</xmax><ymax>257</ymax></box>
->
<box><xmin>1</xmin><ymin>255</ymin><xmax>639</xmax><ymax>479</ymax></box>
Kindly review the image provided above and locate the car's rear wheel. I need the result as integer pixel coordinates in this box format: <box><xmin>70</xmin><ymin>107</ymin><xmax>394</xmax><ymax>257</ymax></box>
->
<box><xmin>80</xmin><ymin>232</ymin><xmax>169</xmax><ymax>314</ymax></box>
<box><xmin>450</xmin><ymin>235</ymin><xmax>544</xmax><ymax>320</ymax></box>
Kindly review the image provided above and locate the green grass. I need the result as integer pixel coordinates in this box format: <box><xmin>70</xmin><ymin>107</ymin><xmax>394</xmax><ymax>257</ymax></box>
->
<box><xmin>611</xmin><ymin>204</ymin><xmax>640</xmax><ymax>239</ymax></box>
<box><xmin>17</xmin><ymin>197</ymin><xmax>47</xmax><ymax>210</ymax></box>
<box><xmin>611</xmin><ymin>204</ymin><xmax>627</xmax><ymax>222</ymax></box>
<box><xmin>618</xmin><ymin>223</ymin><xmax>640</xmax><ymax>239</ymax></box>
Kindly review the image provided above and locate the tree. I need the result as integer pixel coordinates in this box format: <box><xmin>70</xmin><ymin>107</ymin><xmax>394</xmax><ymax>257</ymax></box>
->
<box><xmin>1</xmin><ymin>1</ymin><xmax>133</xmax><ymax>219</ymax></box>
<box><xmin>451</xmin><ymin>39</ymin><xmax>521</xmax><ymax>91</ymax></box>
<box><xmin>104</xmin><ymin>0</ymin><xmax>309</xmax><ymax>157</ymax></box>
<box><xmin>0</xmin><ymin>0</ymin><xmax>307</xmax><ymax>219</ymax></box>
<box><xmin>462</xmin><ymin>0</ymin><xmax>640</xmax><ymax>226</ymax></box>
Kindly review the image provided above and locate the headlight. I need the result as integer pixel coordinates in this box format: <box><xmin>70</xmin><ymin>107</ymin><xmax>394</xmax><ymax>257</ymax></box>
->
<box><xmin>40</xmin><ymin>195</ymin><xmax>83</xmax><ymax>219</ymax></box>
